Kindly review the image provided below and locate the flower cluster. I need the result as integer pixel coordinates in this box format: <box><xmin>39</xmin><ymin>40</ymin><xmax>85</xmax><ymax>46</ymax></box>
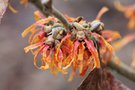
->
<box><xmin>22</xmin><ymin>9</ymin><xmax>120</xmax><ymax>80</ymax></box>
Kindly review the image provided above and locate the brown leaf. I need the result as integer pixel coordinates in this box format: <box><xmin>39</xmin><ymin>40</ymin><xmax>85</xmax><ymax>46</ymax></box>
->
<box><xmin>0</xmin><ymin>0</ymin><xmax>8</xmax><ymax>22</ymax></box>
<box><xmin>131</xmin><ymin>48</ymin><xmax>135</xmax><ymax>68</ymax></box>
<box><xmin>77</xmin><ymin>68</ymin><xmax>131</xmax><ymax>90</ymax></box>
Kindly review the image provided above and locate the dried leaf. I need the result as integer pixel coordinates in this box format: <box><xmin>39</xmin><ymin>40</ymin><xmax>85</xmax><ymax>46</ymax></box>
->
<box><xmin>131</xmin><ymin>48</ymin><xmax>135</xmax><ymax>68</ymax></box>
<box><xmin>0</xmin><ymin>0</ymin><xmax>8</xmax><ymax>22</ymax></box>
<box><xmin>78</xmin><ymin>68</ymin><xmax>131</xmax><ymax>90</ymax></box>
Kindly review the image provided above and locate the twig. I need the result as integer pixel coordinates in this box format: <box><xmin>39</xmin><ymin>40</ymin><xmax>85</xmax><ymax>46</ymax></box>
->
<box><xmin>108</xmin><ymin>60</ymin><xmax>135</xmax><ymax>82</ymax></box>
<box><xmin>29</xmin><ymin>0</ymin><xmax>71</xmax><ymax>30</ymax></box>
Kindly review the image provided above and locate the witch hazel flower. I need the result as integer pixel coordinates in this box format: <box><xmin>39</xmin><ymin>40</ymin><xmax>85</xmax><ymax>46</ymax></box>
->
<box><xmin>22</xmin><ymin>7</ymin><xmax>120</xmax><ymax>81</ymax></box>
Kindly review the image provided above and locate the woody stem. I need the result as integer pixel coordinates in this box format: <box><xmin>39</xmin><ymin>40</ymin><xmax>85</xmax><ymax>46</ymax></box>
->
<box><xmin>29</xmin><ymin>0</ymin><xmax>72</xmax><ymax>30</ymax></box>
<box><xmin>108</xmin><ymin>60</ymin><xmax>135</xmax><ymax>82</ymax></box>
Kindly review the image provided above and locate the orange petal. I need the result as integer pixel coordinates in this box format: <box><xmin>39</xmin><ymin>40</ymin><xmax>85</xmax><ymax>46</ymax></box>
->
<box><xmin>113</xmin><ymin>56</ymin><xmax>121</xmax><ymax>65</ymax></box>
<box><xmin>128</xmin><ymin>18</ymin><xmax>135</xmax><ymax>30</ymax></box>
<box><xmin>78</xmin><ymin>43</ymin><xmax>85</xmax><ymax>61</ymax></box>
<box><xmin>114</xmin><ymin>0</ymin><xmax>125</xmax><ymax>12</ymax></box>
<box><xmin>102</xmin><ymin>30</ymin><xmax>121</xmax><ymax>42</ymax></box>
<box><xmin>63</xmin><ymin>41</ymin><xmax>80</xmax><ymax>70</ymax></box>
<box><xmin>125</xmin><ymin>7</ymin><xmax>134</xmax><ymax>18</ymax></box>
<box><xmin>80</xmin><ymin>65</ymin><xmax>89</xmax><ymax>76</ymax></box>
<box><xmin>84</xmin><ymin>39</ymin><xmax>100</xmax><ymax>68</ymax></box>
<box><xmin>24</xmin><ymin>42</ymin><xmax>44</xmax><ymax>53</ymax></box>
<box><xmin>93</xmin><ymin>33</ymin><xmax>114</xmax><ymax>52</ymax></box>
<box><xmin>113</xmin><ymin>33</ymin><xmax>135</xmax><ymax>51</ymax></box>
<box><xmin>8</xmin><ymin>3</ymin><xmax>18</xmax><ymax>13</ymax></box>
<box><xmin>43</xmin><ymin>45</ymin><xmax>49</xmax><ymax>58</ymax></box>
<box><xmin>59</xmin><ymin>49</ymin><xmax>63</xmax><ymax>60</ymax></box>
<box><xmin>34</xmin><ymin>10</ymin><xmax>45</xmax><ymax>21</ymax></box>
<box><xmin>46</xmin><ymin>49</ymin><xmax>53</xmax><ymax>63</ymax></box>
<box><xmin>22</xmin><ymin>17</ymin><xmax>55</xmax><ymax>37</ymax></box>
<box><xmin>62</xmin><ymin>55</ymin><xmax>72</xmax><ymax>69</ymax></box>
<box><xmin>28</xmin><ymin>30</ymin><xmax>37</xmax><ymax>43</ymax></box>
<box><xmin>49</xmin><ymin>58</ymin><xmax>58</xmax><ymax>75</ymax></box>
<box><xmin>96</xmin><ymin>6</ymin><xmax>109</xmax><ymax>20</ymax></box>
<box><xmin>22</xmin><ymin>24</ymin><xmax>36</xmax><ymax>38</ymax></box>
<box><xmin>36</xmin><ymin>17</ymin><xmax>55</xmax><ymax>25</ymax></box>
<box><xmin>55</xmin><ymin>34</ymin><xmax>71</xmax><ymax>61</ymax></box>
<box><xmin>65</xmin><ymin>15</ymin><xmax>75</xmax><ymax>22</ymax></box>
<box><xmin>40</xmin><ymin>61</ymin><xmax>49</xmax><ymax>70</ymax></box>
<box><xmin>20</xmin><ymin>0</ymin><xmax>28</xmax><ymax>6</ymax></box>
<box><xmin>78</xmin><ymin>43</ymin><xmax>85</xmax><ymax>74</ymax></box>
<box><xmin>34</xmin><ymin>45</ymin><xmax>45</xmax><ymax>69</ymax></box>
<box><xmin>68</xmin><ymin>70</ymin><xmax>75</xmax><ymax>82</ymax></box>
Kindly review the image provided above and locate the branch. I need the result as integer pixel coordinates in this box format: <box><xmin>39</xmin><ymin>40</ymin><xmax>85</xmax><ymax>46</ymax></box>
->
<box><xmin>29</xmin><ymin>0</ymin><xmax>71</xmax><ymax>30</ymax></box>
<box><xmin>108</xmin><ymin>60</ymin><xmax>135</xmax><ymax>82</ymax></box>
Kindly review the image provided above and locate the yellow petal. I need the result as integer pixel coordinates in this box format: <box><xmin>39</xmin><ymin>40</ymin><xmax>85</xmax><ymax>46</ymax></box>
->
<box><xmin>102</xmin><ymin>30</ymin><xmax>121</xmax><ymax>42</ymax></box>
<box><xmin>113</xmin><ymin>56</ymin><xmax>121</xmax><ymax>65</ymax></box>
<box><xmin>128</xmin><ymin>18</ymin><xmax>135</xmax><ymax>30</ymax></box>
<box><xmin>22</xmin><ymin>24</ymin><xmax>36</xmax><ymax>38</ymax></box>
<box><xmin>28</xmin><ymin>29</ymin><xmax>37</xmax><ymax>43</ymax></box>
<box><xmin>34</xmin><ymin>45</ymin><xmax>45</xmax><ymax>69</ymax></box>
<box><xmin>96</xmin><ymin>6</ymin><xmax>109</xmax><ymax>20</ymax></box>
<box><xmin>24</xmin><ymin>42</ymin><xmax>44</xmax><ymax>53</ymax></box>
<box><xmin>78</xmin><ymin>43</ymin><xmax>85</xmax><ymax>73</ymax></box>
<box><xmin>34</xmin><ymin>10</ymin><xmax>44</xmax><ymax>21</ymax></box>
<box><xmin>8</xmin><ymin>4</ymin><xmax>18</xmax><ymax>13</ymax></box>
<box><xmin>20</xmin><ymin>0</ymin><xmax>28</xmax><ymax>6</ymax></box>
<box><xmin>114</xmin><ymin>0</ymin><xmax>125</xmax><ymax>12</ymax></box>
<box><xmin>22</xmin><ymin>17</ymin><xmax>55</xmax><ymax>38</ymax></box>
<box><xmin>68</xmin><ymin>70</ymin><xmax>75</xmax><ymax>82</ymax></box>
<box><xmin>40</xmin><ymin>64</ymin><xmax>49</xmax><ymax>70</ymax></box>
<box><xmin>94</xmin><ymin>33</ymin><xmax>114</xmax><ymax>52</ymax></box>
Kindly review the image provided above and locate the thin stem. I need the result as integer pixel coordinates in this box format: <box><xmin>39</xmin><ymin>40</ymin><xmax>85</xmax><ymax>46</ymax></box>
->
<box><xmin>108</xmin><ymin>60</ymin><xmax>135</xmax><ymax>82</ymax></box>
<box><xmin>30</xmin><ymin>0</ymin><xmax>71</xmax><ymax>30</ymax></box>
<box><xmin>52</xmin><ymin>7</ymin><xmax>72</xmax><ymax>29</ymax></box>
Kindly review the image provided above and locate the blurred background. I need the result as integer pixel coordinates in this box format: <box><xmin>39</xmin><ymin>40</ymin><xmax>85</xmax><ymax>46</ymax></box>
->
<box><xmin>0</xmin><ymin>0</ymin><xmax>135</xmax><ymax>90</ymax></box>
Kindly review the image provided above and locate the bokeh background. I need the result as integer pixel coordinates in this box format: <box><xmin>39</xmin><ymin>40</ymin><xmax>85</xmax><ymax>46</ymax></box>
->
<box><xmin>0</xmin><ymin>0</ymin><xmax>135</xmax><ymax>90</ymax></box>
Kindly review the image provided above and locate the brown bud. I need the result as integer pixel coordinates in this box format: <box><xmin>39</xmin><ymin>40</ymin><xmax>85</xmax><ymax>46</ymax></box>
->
<box><xmin>74</xmin><ymin>16</ymin><xmax>83</xmax><ymax>22</ymax></box>
<box><xmin>76</xmin><ymin>31</ymin><xmax>86</xmax><ymax>40</ymax></box>
<box><xmin>90</xmin><ymin>20</ymin><xmax>104</xmax><ymax>33</ymax></box>
<box><xmin>53</xmin><ymin>23</ymin><xmax>63</xmax><ymax>28</ymax></box>
<box><xmin>44</xmin><ymin>25</ymin><xmax>52</xmax><ymax>33</ymax></box>
<box><xmin>45</xmin><ymin>35</ymin><xmax>55</xmax><ymax>46</ymax></box>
